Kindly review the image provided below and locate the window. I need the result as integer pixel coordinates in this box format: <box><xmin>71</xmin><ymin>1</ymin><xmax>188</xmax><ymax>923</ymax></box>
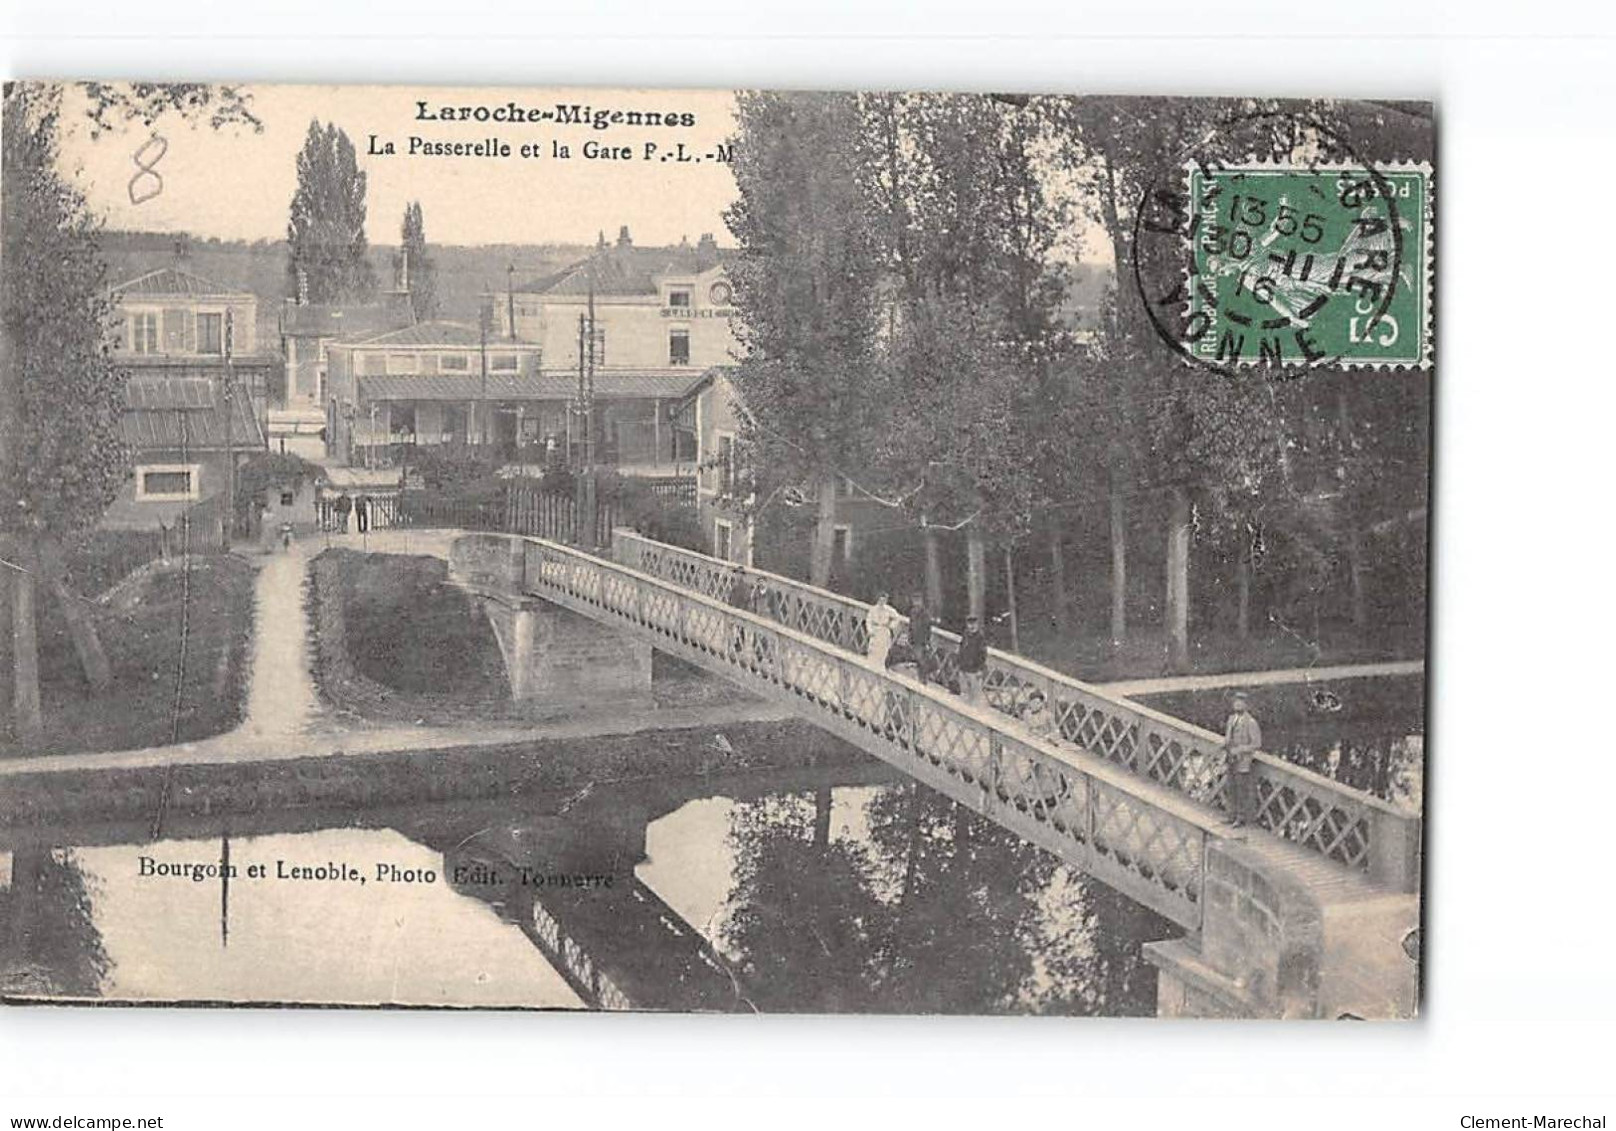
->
<box><xmin>279</xmin><ymin>490</ymin><xmax>295</xmax><ymax>506</ymax></box>
<box><xmin>197</xmin><ymin>313</ymin><xmax>224</xmax><ymax>355</ymax></box>
<box><xmin>490</xmin><ymin>353</ymin><xmax>519</xmax><ymax>372</ymax></box>
<box><xmin>716</xmin><ymin>432</ymin><xmax>736</xmax><ymax>495</ymax></box>
<box><xmin>131</xmin><ymin>312</ymin><xmax>159</xmax><ymax>354</ymax></box>
<box><xmin>714</xmin><ymin>518</ymin><xmax>733</xmax><ymax>562</ymax></box>
<box><xmin>360</xmin><ymin>353</ymin><xmax>386</xmax><ymax>375</ymax></box>
<box><xmin>668</xmin><ymin>287</ymin><xmax>692</xmax><ymax>309</ymax></box>
<box><xmin>387</xmin><ymin>353</ymin><xmax>420</xmax><ymax>374</ymax></box>
<box><xmin>136</xmin><ymin>464</ymin><xmax>200</xmax><ymax>501</ymax></box>
<box><xmin>440</xmin><ymin>352</ymin><xmax>470</xmax><ymax>371</ymax></box>
<box><xmin>669</xmin><ymin>328</ymin><xmax>691</xmax><ymax>366</ymax></box>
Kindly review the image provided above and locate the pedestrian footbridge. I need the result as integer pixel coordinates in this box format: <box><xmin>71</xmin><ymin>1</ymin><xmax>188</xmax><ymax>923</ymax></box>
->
<box><xmin>449</xmin><ymin>529</ymin><xmax>1422</xmax><ymax>1020</ymax></box>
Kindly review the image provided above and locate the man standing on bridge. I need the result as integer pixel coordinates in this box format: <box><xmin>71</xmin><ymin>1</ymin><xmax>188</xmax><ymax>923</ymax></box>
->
<box><xmin>1223</xmin><ymin>692</ymin><xmax>1263</xmax><ymax>828</ymax></box>
<box><xmin>957</xmin><ymin>614</ymin><xmax>987</xmax><ymax>707</ymax></box>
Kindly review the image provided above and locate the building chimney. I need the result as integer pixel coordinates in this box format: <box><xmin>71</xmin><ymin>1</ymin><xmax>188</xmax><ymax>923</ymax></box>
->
<box><xmin>596</xmin><ymin>230</ymin><xmax>608</xmax><ymax>251</ymax></box>
<box><xmin>617</xmin><ymin>225</ymin><xmax>633</xmax><ymax>250</ymax></box>
<box><xmin>695</xmin><ymin>232</ymin><xmax>718</xmax><ymax>271</ymax></box>
<box><xmin>173</xmin><ymin>235</ymin><xmax>190</xmax><ymax>262</ymax></box>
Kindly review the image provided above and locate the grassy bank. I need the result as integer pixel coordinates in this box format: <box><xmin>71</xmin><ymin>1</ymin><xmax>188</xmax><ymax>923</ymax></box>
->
<box><xmin>2</xmin><ymin>554</ymin><xmax>256</xmax><ymax>759</ymax></box>
<box><xmin>309</xmin><ymin>548</ymin><xmax>752</xmax><ymax>725</ymax></box>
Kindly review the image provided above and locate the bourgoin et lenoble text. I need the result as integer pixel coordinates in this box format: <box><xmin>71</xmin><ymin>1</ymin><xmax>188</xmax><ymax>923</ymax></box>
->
<box><xmin>363</xmin><ymin>98</ymin><xmax>734</xmax><ymax>164</ymax></box>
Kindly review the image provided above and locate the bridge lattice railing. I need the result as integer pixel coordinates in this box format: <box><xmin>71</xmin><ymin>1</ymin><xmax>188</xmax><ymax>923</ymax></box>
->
<box><xmin>610</xmin><ymin>530</ymin><xmax>1419</xmax><ymax>891</ymax></box>
<box><xmin>456</xmin><ymin>532</ymin><xmax>1227</xmax><ymax>930</ymax></box>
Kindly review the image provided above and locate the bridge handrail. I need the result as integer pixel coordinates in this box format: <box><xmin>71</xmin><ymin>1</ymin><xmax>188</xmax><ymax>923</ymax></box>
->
<box><xmin>454</xmin><ymin>531</ymin><xmax>1236</xmax><ymax>929</ymax></box>
<box><xmin>610</xmin><ymin>528</ymin><xmax>1420</xmax><ymax>891</ymax></box>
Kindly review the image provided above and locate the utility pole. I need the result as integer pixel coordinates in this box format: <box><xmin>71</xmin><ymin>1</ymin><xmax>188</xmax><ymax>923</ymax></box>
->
<box><xmin>576</xmin><ymin>312</ymin><xmax>587</xmax><ymax>471</ymax></box>
<box><xmin>507</xmin><ymin>264</ymin><xmax>516</xmax><ymax>342</ymax></box>
<box><xmin>478</xmin><ymin>300</ymin><xmax>490</xmax><ymax>447</ymax></box>
<box><xmin>584</xmin><ymin>254</ymin><xmax>597</xmax><ymax>470</ymax></box>
<box><xmin>222</xmin><ymin>308</ymin><xmax>235</xmax><ymax>551</ymax></box>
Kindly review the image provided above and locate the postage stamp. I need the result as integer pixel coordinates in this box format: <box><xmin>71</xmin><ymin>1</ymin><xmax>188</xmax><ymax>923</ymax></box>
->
<box><xmin>1182</xmin><ymin>163</ymin><xmax>1432</xmax><ymax>369</ymax></box>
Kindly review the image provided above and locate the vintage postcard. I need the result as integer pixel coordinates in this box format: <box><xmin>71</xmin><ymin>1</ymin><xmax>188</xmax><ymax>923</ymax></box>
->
<box><xmin>0</xmin><ymin>83</ymin><xmax>1429</xmax><ymax>1017</ymax></box>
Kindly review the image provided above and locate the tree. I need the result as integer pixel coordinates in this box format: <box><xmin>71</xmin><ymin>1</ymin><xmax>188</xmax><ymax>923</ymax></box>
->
<box><xmin>286</xmin><ymin>120</ymin><xmax>375</xmax><ymax>305</ymax></box>
<box><xmin>869</xmin><ymin>94</ymin><xmax>1068</xmax><ymax>620</ymax></box>
<box><xmin>1051</xmin><ymin>97</ymin><xmax>1339</xmax><ymax>670</ymax></box>
<box><xmin>724</xmin><ymin>92</ymin><xmax>892</xmax><ymax>587</ymax></box>
<box><xmin>2</xmin><ymin>81</ymin><xmax>258</xmax><ymax>744</ymax></box>
<box><xmin>3</xmin><ymin>85</ymin><xmax>128</xmax><ymax>740</ymax></box>
<box><xmin>398</xmin><ymin>200</ymin><xmax>438</xmax><ymax>321</ymax></box>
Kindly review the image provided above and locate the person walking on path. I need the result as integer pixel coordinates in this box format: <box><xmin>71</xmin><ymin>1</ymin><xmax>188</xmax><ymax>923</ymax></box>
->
<box><xmin>355</xmin><ymin>495</ymin><xmax>370</xmax><ymax>534</ymax></box>
<box><xmin>334</xmin><ymin>493</ymin><xmax>352</xmax><ymax>534</ymax></box>
<box><xmin>865</xmin><ymin>591</ymin><xmax>901</xmax><ymax>666</ymax></box>
<box><xmin>957</xmin><ymin>614</ymin><xmax>988</xmax><ymax>707</ymax></box>
<box><xmin>1222</xmin><ymin>692</ymin><xmax>1264</xmax><ymax>828</ymax></box>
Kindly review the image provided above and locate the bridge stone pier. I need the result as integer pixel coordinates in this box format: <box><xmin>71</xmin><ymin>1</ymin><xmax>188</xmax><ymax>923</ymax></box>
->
<box><xmin>451</xmin><ymin>534</ymin><xmax>652</xmax><ymax>713</ymax></box>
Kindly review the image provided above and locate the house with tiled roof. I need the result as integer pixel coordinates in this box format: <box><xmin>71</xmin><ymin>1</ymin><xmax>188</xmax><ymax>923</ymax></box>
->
<box><xmin>103</xmin><ymin>265</ymin><xmax>275</xmax><ymax>529</ymax></box>
<box><xmin>276</xmin><ymin>285</ymin><xmax>417</xmax><ymax>460</ymax></box>
<box><xmin>109</xmin><ymin>266</ymin><xmax>276</xmax><ymax>377</ymax></box>
<box><xmin>496</xmin><ymin>227</ymin><xmax>739</xmax><ymax>377</ymax></box>
<box><xmin>101</xmin><ymin>373</ymin><xmax>267</xmax><ymax>530</ymax></box>
<box><xmin>323</xmin><ymin>229</ymin><xmax>735</xmax><ymax>478</ymax></box>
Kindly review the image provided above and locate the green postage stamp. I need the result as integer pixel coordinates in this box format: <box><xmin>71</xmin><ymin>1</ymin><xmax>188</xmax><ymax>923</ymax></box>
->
<box><xmin>1184</xmin><ymin>163</ymin><xmax>1432</xmax><ymax>369</ymax></box>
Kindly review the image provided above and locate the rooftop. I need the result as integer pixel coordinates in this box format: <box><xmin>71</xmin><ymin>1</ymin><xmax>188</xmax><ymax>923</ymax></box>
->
<box><xmin>358</xmin><ymin>368</ymin><xmax>707</xmax><ymax>403</ymax></box>
<box><xmin>281</xmin><ymin>295</ymin><xmax>417</xmax><ymax>340</ymax></box>
<box><xmin>121</xmin><ymin>374</ymin><xmax>265</xmax><ymax>452</ymax></box>
<box><xmin>351</xmin><ymin>321</ymin><xmax>528</xmax><ymax>349</ymax></box>
<box><xmin>111</xmin><ymin>266</ymin><xmax>248</xmax><ymax>299</ymax></box>
<box><xmin>516</xmin><ymin>227</ymin><xmax>734</xmax><ymax>298</ymax></box>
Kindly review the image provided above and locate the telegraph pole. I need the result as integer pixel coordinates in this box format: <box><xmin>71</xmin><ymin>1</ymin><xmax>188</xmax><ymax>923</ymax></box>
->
<box><xmin>507</xmin><ymin>264</ymin><xmax>517</xmax><ymax>342</ymax></box>
<box><xmin>478</xmin><ymin>301</ymin><xmax>490</xmax><ymax>447</ymax></box>
<box><xmin>584</xmin><ymin>254</ymin><xmax>597</xmax><ymax>470</ymax></box>
<box><xmin>222</xmin><ymin>308</ymin><xmax>235</xmax><ymax>551</ymax></box>
<box><xmin>576</xmin><ymin>311</ymin><xmax>587</xmax><ymax>470</ymax></box>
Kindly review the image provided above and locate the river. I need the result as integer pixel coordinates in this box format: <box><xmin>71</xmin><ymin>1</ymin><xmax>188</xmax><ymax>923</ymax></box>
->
<box><xmin>0</xmin><ymin>737</ymin><xmax>1172</xmax><ymax>1015</ymax></box>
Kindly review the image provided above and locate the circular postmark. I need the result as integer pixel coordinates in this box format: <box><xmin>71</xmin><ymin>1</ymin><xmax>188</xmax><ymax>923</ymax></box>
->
<box><xmin>1131</xmin><ymin>109</ymin><xmax>1428</xmax><ymax>376</ymax></box>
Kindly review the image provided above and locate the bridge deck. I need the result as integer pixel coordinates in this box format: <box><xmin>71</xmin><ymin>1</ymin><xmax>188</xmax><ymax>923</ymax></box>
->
<box><xmin>452</xmin><ymin>532</ymin><xmax>1420</xmax><ymax>934</ymax></box>
<box><xmin>610</xmin><ymin>531</ymin><xmax>1421</xmax><ymax>896</ymax></box>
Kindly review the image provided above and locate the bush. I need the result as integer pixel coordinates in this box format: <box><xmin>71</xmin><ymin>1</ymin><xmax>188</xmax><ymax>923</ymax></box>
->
<box><xmin>403</xmin><ymin>444</ymin><xmax>500</xmax><ymax>492</ymax></box>
<box><xmin>63</xmin><ymin>529</ymin><xmax>170</xmax><ymax>596</ymax></box>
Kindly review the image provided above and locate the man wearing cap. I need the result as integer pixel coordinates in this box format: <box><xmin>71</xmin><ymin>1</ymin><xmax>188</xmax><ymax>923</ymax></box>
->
<box><xmin>1223</xmin><ymin>692</ymin><xmax>1263</xmax><ymax>828</ymax></box>
<box><xmin>957</xmin><ymin>614</ymin><xmax>988</xmax><ymax>707</ymax></box>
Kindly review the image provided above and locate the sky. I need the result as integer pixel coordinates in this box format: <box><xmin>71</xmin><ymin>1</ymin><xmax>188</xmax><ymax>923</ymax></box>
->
<box><xmin>50</xmin><ymin>83</ymin><xmax>743</xmax><ymax>247</ymax></box>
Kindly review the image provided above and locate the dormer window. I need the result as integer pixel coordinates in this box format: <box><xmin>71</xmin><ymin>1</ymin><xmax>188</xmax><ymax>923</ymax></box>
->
<box><xmin>667</xmin><ymin>287</ymin><xmax>692</xmax><ymax>309</ymax></box>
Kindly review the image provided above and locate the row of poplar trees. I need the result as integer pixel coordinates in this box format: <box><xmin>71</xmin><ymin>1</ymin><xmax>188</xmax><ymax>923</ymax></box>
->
<box><xmin>723</xmin><ymin>92</ymin><xmax>1431</xmax><ymax>669</ymax></box>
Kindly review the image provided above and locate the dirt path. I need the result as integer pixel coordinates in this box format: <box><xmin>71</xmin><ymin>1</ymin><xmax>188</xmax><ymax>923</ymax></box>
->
<box><xmin>237</xmin><ymin>540</ymin><xmax>323</xmax><ymax>741</ymax></box>
<box><xmin>1098</xmin><ymin>659</ymin><xmax>1425</xmax><ymax>698</ymax></box>
<box><xmin>2</xmin><ymin>528</ymin><xmax>792</xmax><ymax>779</ymax></box>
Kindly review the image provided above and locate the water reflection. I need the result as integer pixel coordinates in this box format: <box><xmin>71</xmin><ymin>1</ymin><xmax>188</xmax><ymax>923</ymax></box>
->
<box><xmin>2</xmin><ymin>829</ymin><xmax>585</xmax><ymax>1008</ymax></box>
<box><xmin>2</xmin><ymin>750</ymin><xmax>1168</xmax><ymax>1014</ymax></box>
<box><xmin>638</xmin><ymin>782</ymin><xmax>1167</xmax><ymax>1015</ymax></box>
